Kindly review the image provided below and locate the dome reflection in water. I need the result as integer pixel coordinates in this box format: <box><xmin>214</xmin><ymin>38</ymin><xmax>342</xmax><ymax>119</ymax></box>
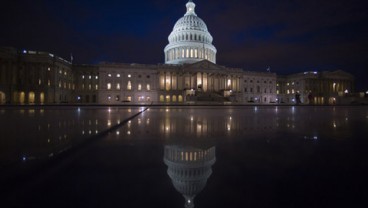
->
<box><xmin>164</xmin><ymin>145</ymin><xmax>216</xmax><ymax>208</ymax></box>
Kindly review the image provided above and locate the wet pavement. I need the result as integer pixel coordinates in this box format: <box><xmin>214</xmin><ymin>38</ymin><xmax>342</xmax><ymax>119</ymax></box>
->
<box><xmin>1</xmin><ymin>106</ymin><xmax>368</xmax><ymax>207</ymax></box>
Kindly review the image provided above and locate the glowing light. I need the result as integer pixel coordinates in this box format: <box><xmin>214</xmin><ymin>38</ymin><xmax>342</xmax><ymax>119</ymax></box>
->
<box><xmin>107</xmin><ymin>120</ymin><xmax>111</xmax><ymax>126</ymax></box>
<box><xmin>345</xmin><ymin>89</ymin><xmax>349</xmax><ymax>94</ymax></box>
<box><xmin>116</xmin><ymin>131</ymin><xmax>120</xmax><ymax>135</ymax></box>
<box><xmin>190</xmin><ymin>116</ymin><xmax>193</xmax><ymax>121</ymax></box>
<box><xmin>108</xmin><ymin>108</ymin><xmax>111</xmax><ymax>113</ymax></box>
<box><xmin>127</xmin><ymin>131</ymin><xmax>131</xmax><ymax>135</ymax></box>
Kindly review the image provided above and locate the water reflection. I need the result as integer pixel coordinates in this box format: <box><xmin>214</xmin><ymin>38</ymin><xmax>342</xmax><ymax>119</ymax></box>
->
<box><xmin>0</xmin><ymin>107</ymin><xmax>139</xmax><ymax>167</ymax></box>
<box><xmin>164</xmin><ymin>145</ymin><xmax>216</xmax><ymax>208</ymax></box>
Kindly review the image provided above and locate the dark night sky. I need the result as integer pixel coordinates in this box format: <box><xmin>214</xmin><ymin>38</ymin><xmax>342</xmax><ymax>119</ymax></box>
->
<box><xmin>1</xmin><ymin>0</ymin><xmax>367</xmax><ymax>90</ymax></box>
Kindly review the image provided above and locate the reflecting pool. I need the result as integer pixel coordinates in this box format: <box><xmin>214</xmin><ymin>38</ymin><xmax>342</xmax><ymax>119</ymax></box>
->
<box><xmin>1</xmin><ymin>106</ymin><xmax>368</xmax><ymax>207</ymax></box>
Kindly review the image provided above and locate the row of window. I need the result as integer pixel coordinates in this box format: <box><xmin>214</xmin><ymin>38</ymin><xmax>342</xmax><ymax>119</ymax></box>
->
<box><xmin>244</xmin><ymin>80</ymin><xmax>274</xmax><ymax>84</ymax></box>
<box><xmin>81</xmin><ymin>84</ymin><xmax>98</xmax><ymax>91</ymax></box>
<box><xmin>159</xmin><ymin>95</ymin><xmax>184</xmax><ymax>102</ymax></box>
<box><xmin>82</xmin><ymin>75</ymin><xmax>99</xmax><ymax>80</ymax></box>
<box><xmin>166</xmin><ymin>48</ymin><xmax>214</xmax><ymax>61</ymax></box>
<box><xmin>244</xmin><ymin>87</ymin><xmax>274</xmax><ymax>93</ymax></box>
<box><xmin>37</xmin><ymin>78</ymin><xmax>75</xmax><ymax>90</ymax></box>
<box><xmin>106</xmin><ymin>82</ymin><xmax>151</xmax><ymax>91</ymax></box>
<box><xmin>276</xmin><ymin>89</ymin><xmax>301</xmax><ymax>95</ymax></box>
<box><xmin>102</xmin><ymin>74</ymin><xmax>151</xmax><ymax>79</ymax></box>
<box><xmin>171</xmin><ymin>33</ymin><xmax>209</xmax><ymax>43</ymax></box>
<box><xmin>106</xmin><ymin>95</ymin><xmax>151</xmax><ymax>102</ymax></box>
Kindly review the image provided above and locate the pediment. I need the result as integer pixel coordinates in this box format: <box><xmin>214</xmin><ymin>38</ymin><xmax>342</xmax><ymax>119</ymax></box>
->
<box><xmin>184</xmin><ymin>60</ymin><xmax>226</xmax><ymax>71</ymax></box>
<box><xmin>327</xmin><ymin>70</ymin><xmax>354</xmax><ymax>79</ymax></box>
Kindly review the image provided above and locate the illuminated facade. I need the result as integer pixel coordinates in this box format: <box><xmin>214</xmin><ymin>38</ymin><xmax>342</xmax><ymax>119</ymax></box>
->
<box><xmin>0</xmin><ymin>47</ymin><xmax>74</xmax><ymax>104</ymax></box>
<box><xmin>0</xmin><ymin>0</ymin><xmax>355</xmax><ymax>105</ymax></box>
<box><xmin>277</xmin><ymin>71</ymin><xmax>354</xmax><ymax>105</ymax></box>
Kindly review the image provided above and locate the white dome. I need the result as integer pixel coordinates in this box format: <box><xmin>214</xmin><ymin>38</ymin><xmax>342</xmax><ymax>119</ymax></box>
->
<box><xmin>164</xmin><ymin>1</ymin><xmax>217</xmax><ymax>65</ymax></box>
<box><xmin>173</xmin><ymin>15</ymin><xmax>208</xmax><ymax>33</ymax></box>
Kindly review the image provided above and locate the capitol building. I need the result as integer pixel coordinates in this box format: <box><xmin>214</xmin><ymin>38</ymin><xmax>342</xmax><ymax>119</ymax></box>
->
<box><xmin>0</xmin><ymin>0</ymin><xmax>354</xmax><ymax>105</ymax></box>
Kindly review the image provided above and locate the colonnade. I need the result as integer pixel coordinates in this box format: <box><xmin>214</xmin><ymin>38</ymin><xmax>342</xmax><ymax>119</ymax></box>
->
<box><xmin>11</xmin><ymin>91</ymin><xmax>45</xmax><ymax>104</ymax></box>
<box><xmin>166</xmin><ymin>47</ymin><xmax>216</xmax><ymax>63</ymax></box>
<box><xmin>159</xmin><ymin>72</ymin><xmax>240</xmax><ymax>92</ymax></box>
<box><xmin>169</xmin><ymin>33</ymin><xmax>210</xmax><ymax>43</ymax></box>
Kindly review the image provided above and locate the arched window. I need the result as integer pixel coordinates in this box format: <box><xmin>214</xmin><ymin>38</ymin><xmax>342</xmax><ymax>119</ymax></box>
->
<box><xmin>190</xmin><ymin>34</ymin><xmax>192</xmax><ymax>40</ymax></box>
<box><xmin>127</xmin><ymin>81</ymin><xmax>132</xmax><ymax>90</ymax></box>
<box><xmin>194</xmin><ymin>34</ymin><xmax>197</xmax><ymax>40</ymax></box>
<box><xmin>190</xmin><ymin>49</ymin><xmax>193</xmax><ymax>58</ymax></box>
<box><xmin>172</xmin><ymin>95</ymin><xmax>177</xmax><ymax>102</ymax></box>
<box><xmin>39</xmin><ymin>92</ymin><xmax>45</xmax><ymax>104</ymax></box>
<box><xmin>28</xmin><ymin>92</ymin><xmax>35</xmax><ymax>104</ymax></box>
<box><xmin>186</xmin><ymin>34</ymin><xmax>188</xmax><ymax>40</ymax></box>
<box><xmin>0</xmin><ymin>91</ymin><xmax>6</xmax><ymax>104</ymax></box>
<box><xmin>160</xmin><ymin>95</ymin><xmax>164</xmax><ymax>102</ymax></box>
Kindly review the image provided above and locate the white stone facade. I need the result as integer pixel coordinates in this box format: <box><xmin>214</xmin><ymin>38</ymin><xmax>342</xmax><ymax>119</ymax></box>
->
<box><xmin>97</xmin><ymin>63</ymin><xmax>158</xmax><ymax>104</ymax></box>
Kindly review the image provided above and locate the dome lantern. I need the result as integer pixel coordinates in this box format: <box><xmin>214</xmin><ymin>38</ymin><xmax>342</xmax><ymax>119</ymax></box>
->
<box><xmin>185</xmin><ymin>1</ymin><xmax>197</xmax><ymax>16</ymax></box>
